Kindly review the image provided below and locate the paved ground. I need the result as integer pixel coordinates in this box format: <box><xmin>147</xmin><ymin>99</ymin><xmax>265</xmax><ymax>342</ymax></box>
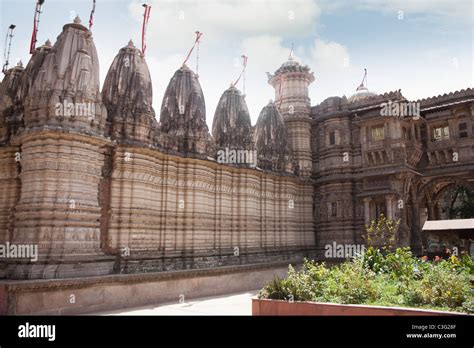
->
<box><xmin>98</xmin><ymin>290</ymin><xmax>259</xmax><ymax>315</ymax></box>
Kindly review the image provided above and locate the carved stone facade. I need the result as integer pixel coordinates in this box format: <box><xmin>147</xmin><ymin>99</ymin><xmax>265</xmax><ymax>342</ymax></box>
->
<box><xmin>212</xmin><ymin>85</ymin><xmax>254</xmax><ymax>155</ymax></box>
<box><xmin>268</xmin><ymin>58</ymin><xmax>314</xmax><ymax>177</ymax></box>
<box><xmin>0</xmin><ymin>18</ymin><xmax>314</xmax><ymax>280</ymax></box>
<box><xmin>0</xmin><ymin>18</ymin><xmax>472</xmax><ymax>280</ymax></box>
<box><xmin>102</xmin><ymin>40</ymin><xmax>158</xmax><ymax>145</ymax></box>
<box><xmin>159</xmin><ymin>65</ymin><xmax>214</xmax><ymax>156</ymax></box>
<box><xmin>312</xmin><ymin>88</ymin><xmax>474</xmax><ymax>253</ymax></box>
<box><xmin>254</xmin><ymin>101</ymin><xmax>295</xmax><ymax>173</ymax></box>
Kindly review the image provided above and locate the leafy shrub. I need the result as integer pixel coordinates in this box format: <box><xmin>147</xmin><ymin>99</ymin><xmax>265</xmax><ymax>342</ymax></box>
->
<box><xmin>259</xmin><ymin>249</ymin><xmax>474</xmax><ymax>313</ymax></box>
<box><xmin>363</xmin><ymin>213</ymin><xmax>399</xmax><ymax>250</ymax></box>
<box><xmin>258</xmin><ymin>275</ymin><xmax>292</xmax><ymax>301</ymax></box>
<box><xmin>319</xmin><ymin>259</ymin><xmax>377</xmax><ymax>304</ymax></box>
<box><xmin>361</xmin><ymin>246</ymin><xmax>385</xmax><ymax>274</ymax></box>
<box><xmin>406</xmin><ymin>264</ymin><xmax>471</xmax><ymax>309</ymax></box>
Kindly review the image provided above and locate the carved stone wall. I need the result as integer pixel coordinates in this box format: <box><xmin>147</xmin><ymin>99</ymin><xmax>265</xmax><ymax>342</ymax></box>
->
<box><xmin>159</xmin><ymin>65</ymin><xmax>213</xmax><ymax>156</ymax></box>
<box><xmin>105</xmin><ymin>145</ymin><xmax>314</xmax><ymax>271</ymax></box>
<box><xmin>0</xmin><ymin>64</ymin><xmax>23</xmax><ymax>249</ymax></box>
<box><xmin>23</xmin><ymin>18</ymin><xmax>107</xmax><ymax>136</ymax></box>
<box><xmin>212</xmin><ymin>85</ymin><xmax>254</xmax><ymax>153</ymax></box>
<box><xmin>268</xmin><ymin>59</ymin><xmax>315</xmax><ymax>177</ymax></box>
<box><xmin>312</xmin><ymin>89</ymin><xmax>474</xmax><ymax>254</ymax></box>
<box><xmin>2</xmin><ymin>15</ymin><xmax>472</xmax><ymax>282</ymax></box>
<box><xmin>254</xmin><ymin>102</ymin><xmax>294</xmax><ymax>173</ymax></box>
<box><xmin>102</xmin><ymin>40</ymin><xmax>158</xmax><ymax>145</ymax></box>
<box><xmin>12</xmin><ymin>132</ymin><xmax>105</xmax><ymax>250</ymax></box>
<box><xmin>0</xmin><ymin>147</ymin><xmax>19</xmax><ymax>245</ymax></box>
<box><xmin>0</xmin><ymin>64</ymin><xmax>24</xmax><ymax>143</ymax></box>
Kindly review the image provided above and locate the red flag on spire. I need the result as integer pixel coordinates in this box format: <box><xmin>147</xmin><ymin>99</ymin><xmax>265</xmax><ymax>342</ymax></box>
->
<box><xmin>233</xmin><ymin>55</ymin><xmax>248</xmax><ymax>88</ymax></box>
<box><xmin>182</xmin><ymin>31</ymin><xmax>202</xmax><ymax>66</ymax></box>
<box><xmin>89</xmin><ymin>0</ymin><xmax>96</xmax><ymax>30</ymax></box>
<box><xmin>29</xmin><ymin>19</ymin><xmax>37</xmax><ymax>54</ymax></box>
<box><xmin>141</xmin><ymin>4</ymin><xmax>151</xmax><ymax>55</ymax></box>
<box><xmin>30</xmin><ymin>0</ymin><xmax>45</xmax><ymax>54</ymax></box>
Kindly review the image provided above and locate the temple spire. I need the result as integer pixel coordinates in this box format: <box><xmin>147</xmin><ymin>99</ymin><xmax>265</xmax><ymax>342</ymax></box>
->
<box><xmin>357</xmin><ymin>68</ymin><xmax>368</xmax><ymax>91</ymax></box>
<box><xmin>288</xmin><ymin>43</ymin><xmax>294</xmax><ymax>61</ymax></box>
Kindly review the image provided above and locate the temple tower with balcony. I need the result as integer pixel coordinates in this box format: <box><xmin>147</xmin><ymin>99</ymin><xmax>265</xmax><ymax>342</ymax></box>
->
<box><xmin>268</xmin><ymin>51</ymin><xmax>315</xmax><ymax>177</ymax></box>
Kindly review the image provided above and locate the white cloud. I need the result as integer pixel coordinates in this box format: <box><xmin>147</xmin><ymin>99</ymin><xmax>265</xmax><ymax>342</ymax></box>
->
<box><xmin>310</xmin><ymin>38</ymin><xmax>351</xmax><ymax>70</ymax></box>
<box><xmin>239</xmin><ymin>35</ymin><xmax>290</xmax><ymax>120</ymax></box>
<box><xmin>240</xmin><ymin>35</ymin><xmax>290</xmax><ymax>73</ymax></box>
<box><xmin>239</xmin><ymin>35</ymin><xmax>354</xmax><ymax>119</ymax></box>
<box><xmin>129</xmin><ymin>0</ymin><xmax>323</xmax><ymax>124</ymax></box>
<box><xmin>146</xmin><ymin>32</ymin><xmax>355</xmax><ymax>124</ymax></box>
<box><xmin>321</xmin><ymin>0</ymin><xmax>472</xmax><ymax>24</ymax></box>
<box><xmin>128</xmin><ymin>0</ymin><xmax>321</xmax><ymax>52</ymax></box>
<box><xmin>129</xmin><ymin>0</ymin><xmax>471</xmax><ymax>127</ymax></box>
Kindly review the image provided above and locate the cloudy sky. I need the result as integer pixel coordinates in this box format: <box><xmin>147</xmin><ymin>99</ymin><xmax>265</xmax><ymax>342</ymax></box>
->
<box><xmin>1</xmin><ymin>0</ymin><xmax>472</xmax><ymax>125</ymax></box>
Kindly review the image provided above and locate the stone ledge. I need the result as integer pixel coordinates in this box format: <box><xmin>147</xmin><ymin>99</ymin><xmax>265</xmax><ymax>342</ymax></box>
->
<box><xmin>1</xmin><ymin>260</ymin><xmax>297</xmax><ymax>292</ymax></box>
<box><xmin>0</xmin><ymin>262</ymin><xmax>293</xmax><ymax>315</ymax></box>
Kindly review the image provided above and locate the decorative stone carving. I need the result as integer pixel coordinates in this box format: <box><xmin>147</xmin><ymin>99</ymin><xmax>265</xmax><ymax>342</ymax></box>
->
<box><xmin>268</xmin><ymin>57</ymin><xmax>314</xmax><ymax>176</ymax></box>
<box><xmin>159</xmin><ymin>65</ymin><xmax>213</xmax><ymax>156</ymax></box>
<box><xmin>1</xmin><ymin>15</ymin><xmax>472</xmax><ymax>282</ymax></box>
<box><xmin>18</xmin><ymin>40</ymin><xmax>53</xmax><ymax>102</ymax></box>
<box><xmin>211</xmin><ymin>85</ymin><xmax>254</xmax><ymax>160</ymax></box>
<box><xmin>23</xmin><ymin>17</ymin><xmax>107</xmax><ymax>135</ymax></box>
<box><xmin>254</xmin><ymin>101</ymin><xmax>294</xmax><ymax>173</ymax></box>
<box><xmin>102</xmin><ymin>40</ymin><xmax>158</xmax><ymax>145</ymax></box>
<box><xmin>0</xmin><ymin>62</ymin><xmax>24</xmax><ymax>143</ymax></box>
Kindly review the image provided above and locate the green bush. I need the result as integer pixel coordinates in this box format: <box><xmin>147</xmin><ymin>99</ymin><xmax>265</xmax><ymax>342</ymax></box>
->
<box><xmin>258</xmin><ymin>249</ymin><xmax>474</xmax><ymax>314</ymax></box>
<box><xmin>319</xmin><ymin>259</ymin><xmax>377</xmax><ymax>304</ymax></box>
<box><xmin>410</xmin><ymin>264</ymin><xmax>471</xmax><ymax>309</ymax></box>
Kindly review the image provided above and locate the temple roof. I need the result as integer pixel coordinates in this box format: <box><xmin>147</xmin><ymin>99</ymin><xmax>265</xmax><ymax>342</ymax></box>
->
<box><xmin>267</xmin><ymin>54</ymin><xmax>314</xmax><ymax>84</ymax></box>
<box><xmin>0</xmin><ymin>62</ymin><xmax>24</xmax><ymax>107</ymax></box>
<box><xmin>348</xmin><ymin>83</ymin><xmax>376</xmax><ymax>103</ymax></box>
<box><xmin>22</xmin><ymin>17</ymin><xmax>106</xmax><ymax>134</ymax></box>
<box><xmin>102</xmin><ymin>40</ymin><xmax>153</xmax><ymax>113</ymax></box>
<box><xmin>159</xmin><ymin>65</ymin><xmax>212</xmax><ymax>154</ymax></box>
<box><xmin>17</xmin><ymin>40</ymin><xmax>53</xmax><ymax>101</ymax></box>
<box><xmin>271</xmin><ymin>58</ymin><xmax>312</xmax><ymax>78</ymax></box>
<box><xmin>0</xmin><ymin>62</ymin><xmax>24</xmax><ymax>142</ymax></box>
<box><xmin>29</xmin><ymin>16</ymin><xmax>100</xmax><ymax>95</ymax></box>
<box><xmin>102</xmin><ymin>40</ymin><xmax>157</xmax><ymax>144</ymax></box>
<box><xmin>254</xmin><ymin>101</ymin><xmax>294</xmax><ymax>172</ymax></box>
<box><xmin>160</xmin><ymin>65</ymin><xmax>206</xmax><ymax>130</ymax></box>
<box><xmin>312</xmin><ymin>90</ymin><xmax>406</xmax><ymax>119</ymax></box>
<box><xmin>417</xmin><ymin>88</ymin><xmax>474</xmax><ymax>110</ymax></box>
<box><xmin>212</xmin><ymin>85</ymin><xmax>253</xmax><ymax>150</ymax></box>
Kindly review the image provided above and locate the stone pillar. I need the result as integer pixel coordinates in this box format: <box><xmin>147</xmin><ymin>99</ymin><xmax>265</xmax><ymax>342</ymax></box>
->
<box><xmin>0</xmin><ymin>147</ymin><xmax>20</xmax><ymax>245</ymax></box>
<box><xmin>9</xmin><ymin>132</ymin><xmax>115</xmax><ymax>280</ymax></box>
<box><xmin>427</xmin><ymin>202</ymin><xmax>435</xmax><ymax>220</ymax></box>
<box><xmin>411</xmin><ymin>201</ymin><xmax>423</xmax><ymax>254</ymax></box>
<box><xmin>363</xmin><ymin>197</ymin><xmax>371</xmax><ymax>225</ymax></box>
<box><xmin>436</xmin><ymin>201</ymin><xmax>443</xmax><ymax>220</ymax></box>
<box><xmin>386</xmin><ymin>195</ymin><xmax>393</xmax><ymax>220</ymax></box>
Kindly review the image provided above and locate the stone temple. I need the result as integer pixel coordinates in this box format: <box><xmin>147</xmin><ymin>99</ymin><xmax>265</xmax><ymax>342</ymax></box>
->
<box><xmin>0</xmin><ymin>17</ymin><xmax>473</xmax><ymax>314</ymax></box>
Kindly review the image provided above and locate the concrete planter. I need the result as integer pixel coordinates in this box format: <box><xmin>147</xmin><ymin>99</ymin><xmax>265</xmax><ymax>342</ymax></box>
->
<box><xmin>252</xmin><ymin>298</ymin><xmax>469</xmax><ymax>316</ymax></box>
